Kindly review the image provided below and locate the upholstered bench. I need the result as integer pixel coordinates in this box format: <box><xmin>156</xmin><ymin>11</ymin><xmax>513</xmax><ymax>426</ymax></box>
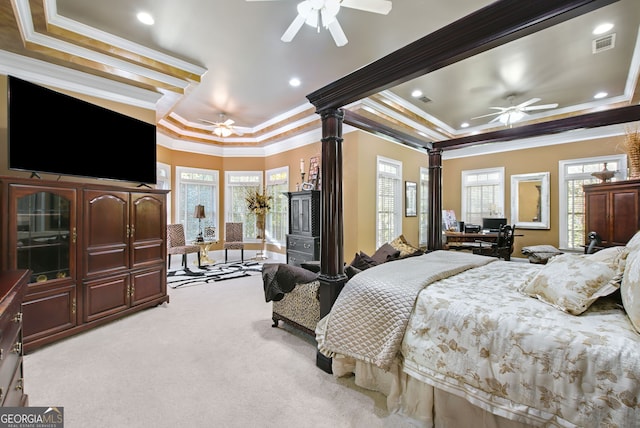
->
<box><xmin>272</xmin><ymin>280</ymin><xmax>320</xmax><ymax>336</ymax></box>
<box><xmin>262</xmin><ymin>263</ymin><xmax>320</xmax><ymax>336</ymax></box>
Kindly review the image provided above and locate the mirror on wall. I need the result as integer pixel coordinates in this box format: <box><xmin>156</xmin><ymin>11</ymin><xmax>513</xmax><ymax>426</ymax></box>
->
<box><xmin>510</xmin><ymin>172</ymin><xmax>550</xmax><ymax>230</ymax></box>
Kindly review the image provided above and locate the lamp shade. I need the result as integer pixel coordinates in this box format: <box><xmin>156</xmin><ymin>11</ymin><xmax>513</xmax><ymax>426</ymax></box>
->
<box><xmin>194</xmin><ymin>204</ymin><xmax>206</xmax><ymax>219</ymax></box>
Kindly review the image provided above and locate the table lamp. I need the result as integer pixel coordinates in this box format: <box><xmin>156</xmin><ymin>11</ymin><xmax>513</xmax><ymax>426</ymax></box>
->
<box><xmin>194</xmin><ymin>204</ymin><xmax>206</xmax><ymax>242</ymax></box>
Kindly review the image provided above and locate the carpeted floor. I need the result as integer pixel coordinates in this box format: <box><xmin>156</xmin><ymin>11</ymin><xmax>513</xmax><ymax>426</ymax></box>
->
<box><xmin>167</xmin><ymin>260</ymin><xmax>264</xmax><ymax>288</ymax></box>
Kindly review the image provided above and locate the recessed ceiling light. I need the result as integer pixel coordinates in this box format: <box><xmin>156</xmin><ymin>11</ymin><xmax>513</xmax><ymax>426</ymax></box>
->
<box><xmin>593</xmin><ymin>23</ymin><xmax>613</xmax><ymax>35</ymax></box>
<box><xmin>137</xmin><ymin>12</ymin><xmax>154</xmax><ymax>26</ymax></box>
<box><xmin>289</xmin><ymin>77</ymin><xmax>301</xmax><ymax>87</ymax></box>
<box><xmin>594</xmin><ymin>91</ymin><xmax>608</xmax><ymax>99</ymax></box>
<box><xmin>460</xmin><ymin>122</ymin><xmax>469</xmax><ymax>128</ymax></box>
<box><xmin>411</xmin><ymin>90</ymin><xmax>422</xmax><ymax>98</ymax></box>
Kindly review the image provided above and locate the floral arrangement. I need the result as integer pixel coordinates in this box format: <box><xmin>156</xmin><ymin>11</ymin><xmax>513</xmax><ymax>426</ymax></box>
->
<box><xmin>245</xmin><ymin>190</ymin><xmax>272</xmax><ymax>215</ymax></box>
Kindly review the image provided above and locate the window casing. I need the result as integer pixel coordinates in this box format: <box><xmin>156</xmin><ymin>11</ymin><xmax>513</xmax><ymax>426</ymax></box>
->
<box><xmin>419</xmin><ymin>167</ymin><xmax>429</xmax><ymax>247</ymax></box>
<box><xmin>265</xmin><ymin>167</ymin><xmax>289</xmax><ymax>246</ymax></box>
<box><xmin>175</xmin><ymin>167</ymin><xmax>219</xmax><ymax>241</ymax></box>
<box><xmin>225</xmin><ymin>171</ymin><xmax>262</xmax><ymax>241</ymax></box>
<box><xmin>461</xmin><ymin>167</ymin><xmax>505</xmax><ymax>226</ymax></box>
<box><xmin>558</xmin><ymin>155</ymin><xmax>626</xmax><ymax>250</ymax></box>
<box><xmin>376</xmin><ymin>156</ymin><xmax>402</xmax><ymax>248</ymax></box>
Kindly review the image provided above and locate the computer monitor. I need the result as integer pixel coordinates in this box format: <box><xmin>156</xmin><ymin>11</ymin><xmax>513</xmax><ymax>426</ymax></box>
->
<box><xmin>482</xmin><ymin>217</ymin><xmax>508</xmax><ymax>232</ymax></box>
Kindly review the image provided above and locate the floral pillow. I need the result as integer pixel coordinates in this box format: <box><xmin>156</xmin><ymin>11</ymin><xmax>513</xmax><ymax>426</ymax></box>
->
<box><xmin>621</xmin><ymin>247</ymin><xmax>640</xmax><ymax>334</ymax></box>
<box><xmin>390</xmin><ymin>235</ymin><xmax>421</xmax><ymax>258</ymax></box>
<box><xmin>588</xmin><ymin>246</ymin><xmax>629</xmax><ymax>287</ymax></box>
<box><xmin>625</xmin><ymin>230</ymin><xmax>640</xmax><ymax>251</ymax></box>
<box><xmin>520</xmin><ymin>253</ymin><xmax>618</xmax><ymax>315</ymax></box>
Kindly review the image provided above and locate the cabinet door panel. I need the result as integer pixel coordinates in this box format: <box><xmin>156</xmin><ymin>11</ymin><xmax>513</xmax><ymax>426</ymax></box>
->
<box><xmin>131</xmin><ymin>267</ymin><xmax>166</xmax><ymax>305</ymax></box>
<box><xmin>83</xmin><ymin>273</ymin><xmax>129</xmax><ymax>322</ymax></box>
<box><xmin>22</xmin><ymin>284</ymin><xmax>76</xmax><ymax>342</ymax></box>
<box><xmin>130</xmin><ymin>193</ymin><xmax>166</xmax><ymax>268</ymax></box>
<box><xmin>585</xmin><ymin>192</ymin><xmax>608</xmax><ymax>241</ymax></box>
<box><xmin>8</xmin><ymin>185</ymin><xmax>77</xmax><ymax>284</ymax></box>
<box><xmin>83</xmin><ymin>190</ymin><xmax>129</xmax><ymax>278</ymax></box>
<box><xmin>611</xmin><ymin>190</ymin><xmax>639</xmax><ymax>245</ymax></box>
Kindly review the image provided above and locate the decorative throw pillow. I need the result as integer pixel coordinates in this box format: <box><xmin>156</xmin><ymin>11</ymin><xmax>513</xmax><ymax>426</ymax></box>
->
<box><xmin>390</xmin><ymin>235</ymin><xmax>421</xmax><ymax>258</ymax></box>
<box><xmin>520</xmin><ymin>253</ymin><xmax>618</xmax><ymax>315</ymax></box>
<box><xmin>625</xmin><ymin>230</ymin><xmax>640</xmax><ymax>251</ymax></box>
<box><xmin>588</xmin><ymin>246</ymin><xmax>629</xmax><ymax>287</ymax></box>
<box><xmin>350</xmin><ymin>251</ymin><xmax>378</xmax><ymax>271</ymax></box>
<box><xmin>621</xmin><ymin>247</ymin><xmax>640</xmax><ymax>334</ymax></box>
<box><xmin>371</xmin><ymin>243</ymin><xmax>401</xmax><ymax>264</ymax></box>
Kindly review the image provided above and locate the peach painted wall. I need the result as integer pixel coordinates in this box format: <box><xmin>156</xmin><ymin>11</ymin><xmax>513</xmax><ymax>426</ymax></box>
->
<box><xmin>441</xmin><ymin>135</ymin><xmax>627</xmax><ymax>256</ymax></box>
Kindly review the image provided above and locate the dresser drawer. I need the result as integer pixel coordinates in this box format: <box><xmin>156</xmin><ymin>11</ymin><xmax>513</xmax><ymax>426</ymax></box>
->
<box><xmin>287</xmin><ymin>250</ymin><xmax>318</xmax><ymax>267</ymax></box>
<box><xmin>2</xmin><ymin>360</ymin><xmax>25</xmax><ymax>407</ymax></box>
<box><xmin>286</xmin><ymin>235</ymin><xmax>319</xmax><ymax>254</ymax></box>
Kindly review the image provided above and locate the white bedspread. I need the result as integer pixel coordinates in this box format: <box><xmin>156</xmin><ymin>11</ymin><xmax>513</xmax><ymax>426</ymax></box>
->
<box><xmin>317</xmin><ymin>250</ymin><xmax>495</xmax><ymax>370</ymax></box>
<box><xmin>402</xmin><ymin>260</ymin><xmax>640</xmax><ymax>427</ymax></box>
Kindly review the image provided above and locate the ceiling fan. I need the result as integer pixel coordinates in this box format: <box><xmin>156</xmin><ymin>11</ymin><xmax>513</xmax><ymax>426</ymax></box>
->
<box><xmin>472</xmin><ymin>95</ymin><xmax>559</xmax><ymax>127</ymax></box>
<box><xmin>200</xmin><ymin>114</ymin><xmax>243</xmax><ymax>137</ymax></box>
<box><xmin>247</xmin><ymin>0</ymin><xmax>392</xmax><ymax>47</ymax></box>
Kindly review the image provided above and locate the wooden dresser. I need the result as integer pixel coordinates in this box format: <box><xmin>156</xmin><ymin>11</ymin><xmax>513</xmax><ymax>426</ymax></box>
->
<box><xmin>0</xmin><ymin>270</ymin><xmax>29</xmax><ymax>407</ymax></box>
<box><xmin>285</xmin><ymin>191</ymin><xmax>320</xmax><ymax>267</ymax></box>
<box><xmin>583</xmin><ymin>178</ymin><xmax>640</xmax><ymax>247</ymax></box>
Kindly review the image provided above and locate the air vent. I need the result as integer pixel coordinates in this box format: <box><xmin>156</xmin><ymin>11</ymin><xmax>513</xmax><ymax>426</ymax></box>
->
<box><xmin>592</xmin><ymin>33</ymin><xmax>616</xmax><ymax>53</ymax></box>
<box><xmin>418</xmin><ymin>96</ymin><xmax>432</xmax><ymax>104</ymax></box>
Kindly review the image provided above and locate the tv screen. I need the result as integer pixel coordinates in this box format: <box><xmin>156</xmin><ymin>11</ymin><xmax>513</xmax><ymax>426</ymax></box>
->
<box><xmin>7</xmin><ymin>75</ymin><xmax>157</xmax><ymax>184</ymax></box>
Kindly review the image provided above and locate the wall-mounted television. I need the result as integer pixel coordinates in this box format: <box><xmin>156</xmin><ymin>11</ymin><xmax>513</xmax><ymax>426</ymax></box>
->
<box><xmin>7</xmin><ymin>75</ymin><xmax>157</xmax><ymax>185</ymax></box>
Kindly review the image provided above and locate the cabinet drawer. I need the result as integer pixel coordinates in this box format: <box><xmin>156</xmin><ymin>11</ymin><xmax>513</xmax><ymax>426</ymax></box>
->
<box><xmin>0</xmin><ymin>326</ymin><xmax>21</xmax><ymax>404</ymax></box>
<box><xmin>287</xmin><ymin>250</ymin><xmax>318</xmax><ymax>267</ymax></box>
<box><xmin>1</xmin><ymin>359</ymin><xmax>24</xmax><ymax>407</ymax></box>
<box><xmin>286</xmin><ymin>235</ymin><xmax>319</xmax><ymax>253</ymax></box>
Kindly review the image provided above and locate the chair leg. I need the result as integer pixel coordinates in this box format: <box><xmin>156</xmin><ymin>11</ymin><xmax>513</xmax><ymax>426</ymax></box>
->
<box><xmin>168</xmin><ymin>255</ymin><xmax>171</xmax><ymax>269</ymax></box>
<box><xmin>241</xmin><ymin>249</ymin><xmax>244</xmax><ymax>262</ymax></box>
<box><xmin>197</xmin><ymin>251</ymin><xmax>201</xmax><ymax>268</ymax></box>
<box><xmin>182</xmin><ymin>254</ymin><xmax>187</xmax><ymax>268</ymax></box>
<box><xmin>225</xmin><ymin>249</ymin><xmax>228</xmax><ymax>263</ymax></box>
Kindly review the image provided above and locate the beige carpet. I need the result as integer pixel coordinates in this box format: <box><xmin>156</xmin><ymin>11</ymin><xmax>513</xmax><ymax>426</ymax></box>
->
<box><xmin>23</xmin><ymin>262</ymin><xmax>416</xmax><ymax>428</ymax></box>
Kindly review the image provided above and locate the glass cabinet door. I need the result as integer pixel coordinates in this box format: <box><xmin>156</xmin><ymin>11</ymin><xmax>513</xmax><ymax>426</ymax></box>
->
<box><xmin>13</xmin><ymin>187</ymin><xmax>76</xmax><ymax>284</ymax></box>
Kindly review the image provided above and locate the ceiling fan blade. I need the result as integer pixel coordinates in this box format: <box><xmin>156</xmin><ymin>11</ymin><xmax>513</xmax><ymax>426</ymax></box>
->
<box><xmin>199</xmin><ymin>119</ymin><xmax>219</xmax><ymax>126</ymax></box>
<box><xmin>488</xmin><ymin>115</ymin><xmax>504</xmax><ymax>124</ymax></box>
<box><xmin>522</xmin><ymin>103</ymin><xmax>559</xmax><ymax>111</ymax></box>
<box><xmin>471</xmin><ymin>112</ymin><xmax>503</xmax><ymax>120</ymax></box>
<box><xmin>223</xmin><ymin>119</ymin><xmax>235</xmax><ymax>126</ymax></box>
<box><xmin>328</xmin><ymin>19</ymin><xmax>348</xmax><ymax>47</ymax></box>
<box><xmin>340</xmin><ymin>0</ymin><xmax>392</xmax><ymax>14</ymax></box>
<box><xmin>515</xmin><ymin>97</ymin><xmax>541</xmax><ymax>109</ymax></box>
<box><xmin>281</xmin><ymin>13</ymin><xmax>307</xmax><ymax>42</ymax></box>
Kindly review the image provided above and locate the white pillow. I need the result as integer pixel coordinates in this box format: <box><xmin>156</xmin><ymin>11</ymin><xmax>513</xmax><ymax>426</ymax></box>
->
<box><xmin>520</xmin><ymin>253</ymin><xmax>618</xmax><ymax>315</ymax></box>
<box><xmin>588</xmin><ymin>246</ymin><xmax>629</xmax><ymax>286</ymax></box>
<box><xmin>621</xmin><ymin>248</ymin><xmax>640</xmax><ymax>334</ymax></box>
<box><xmin>625</xmin><ymin>230</ymin><xmax>640</xmax><ymax>251</ymax></box>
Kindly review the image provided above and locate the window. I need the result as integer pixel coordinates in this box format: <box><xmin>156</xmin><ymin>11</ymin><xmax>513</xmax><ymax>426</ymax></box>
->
<box><xmin>558</xmin><ymin>155</ymin><xmax>626</xmax><ymax>250</ymax></box>
<box><xmin>376</xmin><ymin>156</ymin><xmax>402</xmax><ymax>248</ymax></box>
<box><xmin>419</xmin><ymin>167</ymin><xmax>429</xmax><ymax>247</ymax></box>
<box><xmin>461</xmin><ymin>167</ymin><xmax>505</xmax><ymax>226</ymax></box>
<box><xmin>265</xmin><ymin>167</ymin><xmax>289</xmax><ymax>246</ymax></box>
<box><xmin>225</xmin><ymin>171</ymin><xmax>262</xmax><ymax>241</ymax></box>
<box><xmin>176</xmin><ymin>167</ymin><xmax>219</xmax><ymax>240</ymax></box>
<box><xmin>157</xmin><ymin>162</ymin><xmax>171</xmax><ymax>221</ymax></box>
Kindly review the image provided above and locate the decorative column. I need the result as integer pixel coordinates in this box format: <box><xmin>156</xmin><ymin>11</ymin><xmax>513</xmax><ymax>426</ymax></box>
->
<box><xmin>317</xmin><ymin>108</ymin><xmax>348</xmax><ymax>374</ymax></box>
<box><xmin>428</xmin><ymin>148</ymin><xmax>443</xmax><ymax>251</ymax></box>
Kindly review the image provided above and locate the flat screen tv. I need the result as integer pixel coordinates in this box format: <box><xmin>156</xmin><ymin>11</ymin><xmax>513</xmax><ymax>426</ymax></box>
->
<box><xmin>482</xmin><ymin>217</ymin><xmax>508</xmax><ymax>232</ymax></box>
<box><xmin>7</xmin><ymin>75</ymin><xmax>157</xmax><ymax>185</ymax></box>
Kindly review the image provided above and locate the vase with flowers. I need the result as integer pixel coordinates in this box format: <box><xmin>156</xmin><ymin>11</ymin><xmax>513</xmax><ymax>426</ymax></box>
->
<box><xmin>245</xmin><ymin>190</ymin><xmax>272</xmax><ymax>259</ymax></box>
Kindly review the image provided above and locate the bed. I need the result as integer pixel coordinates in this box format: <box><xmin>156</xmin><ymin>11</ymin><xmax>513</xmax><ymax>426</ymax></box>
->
<box><xmin>316</xmin><ymin>241</ymin><xmax>640</xmax><ymax>427</ymax></box>
<box><xmin>303</xmin><ymin>1</ymin><xmax>640</xmax><ymax>426</ymax></box>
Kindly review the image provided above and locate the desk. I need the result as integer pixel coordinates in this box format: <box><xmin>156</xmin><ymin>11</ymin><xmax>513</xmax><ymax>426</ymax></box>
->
<box><xmin>191</xmin><ymin>240</ymin><xmax>217</xmax><ymax>265</ymax></box>
<box><xmin>444</xmin><ymin>231</ymin><xmax>498</xmax><ymax>249</ymax></box>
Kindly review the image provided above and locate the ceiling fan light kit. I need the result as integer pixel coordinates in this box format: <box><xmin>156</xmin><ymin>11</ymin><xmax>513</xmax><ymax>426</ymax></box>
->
<box><xmin>472</xmin><ymin>95</ymin><xmax>559</xmax><ymax>127</ymax></box>
<box><xmin>200</xmin><ymin>114</ymin><xmax>240</xmax><ymax>138</ymax></box>
<box><xmin>250</xmin><ymin>0</ymin><xmax>392</xmax><ymax>47</ymax></box>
